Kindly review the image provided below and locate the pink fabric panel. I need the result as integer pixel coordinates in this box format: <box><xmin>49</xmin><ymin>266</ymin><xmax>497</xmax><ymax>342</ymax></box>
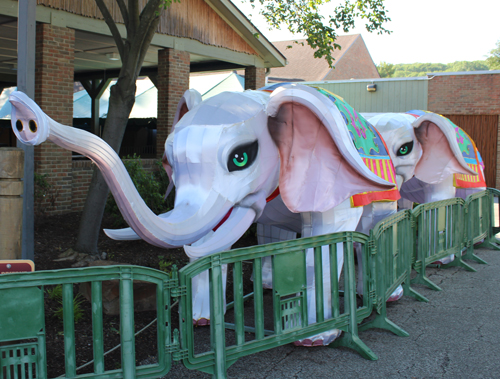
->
<box><xmin>414</xmin><ymin>121</ymin><xmax>472</xmax><ymax>184</ymax></box>
<box><xmin>268</xmin><ymin>102</ymin><xmax>395</xmax><ymax>213</ymax></box>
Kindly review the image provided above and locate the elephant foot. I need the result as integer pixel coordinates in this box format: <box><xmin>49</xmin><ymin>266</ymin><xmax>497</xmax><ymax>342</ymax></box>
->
<box><xmin>293</xmin><ymin>329</ymin><xmax>342</xmax><ymax>347</ymax></box>
<box><xmin>432</xmin><ymin>254</ymin><xmax>454</xmax><ymax>265</ymax></box>
<box><xmin>193</xmin><ymin>318</ymin><xmax>210</xmax><ymax>327</ymax></box>
<box><xmin>387</xmin><ymin>284</ymin><xmax>404</xmax><ymax>302</ymax></box>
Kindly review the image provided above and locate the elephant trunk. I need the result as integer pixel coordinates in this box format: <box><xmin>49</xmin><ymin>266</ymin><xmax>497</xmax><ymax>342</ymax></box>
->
<box><xmin>9</xmin><ymin>91</ymin><xmax>232</xmax><ymax>248</ymax></box>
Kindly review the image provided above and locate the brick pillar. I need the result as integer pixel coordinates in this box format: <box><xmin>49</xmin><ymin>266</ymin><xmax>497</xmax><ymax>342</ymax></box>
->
<box><xmin>157</xmin><ymin>48</ymin><xmax>190</xmax><ymax>159</ymax></box>
<box><xmin>245</xmin><ymin>67</ymin><xmax>266</xmax><ymax>90</ymax></box>
<box><xmin>34</xmin><ymin>24</ymin><xmax>75</xmax><ymax>214</ymax></box>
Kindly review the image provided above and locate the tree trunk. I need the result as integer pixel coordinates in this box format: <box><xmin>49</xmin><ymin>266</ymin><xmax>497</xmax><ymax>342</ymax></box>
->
<box><xmin>74</xmin><ymin>82</ymin><xmax>136</xmax><ymax>255</ymax></box>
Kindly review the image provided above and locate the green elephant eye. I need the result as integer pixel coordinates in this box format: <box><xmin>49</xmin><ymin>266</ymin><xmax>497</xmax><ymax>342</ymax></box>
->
<box><xmin>233</xmin><ymin>152</ymin><xmax>248</xmax><ymax>167</ymax></box>
<box><xmin>397</xmin><ymin>141</ymin><xmax>414</xmax><ymax>157</ymax></box>
<box><xmin>227</xmin><ymin>141</ymin><xmax>258</xmax><ymax>172</ymax></box>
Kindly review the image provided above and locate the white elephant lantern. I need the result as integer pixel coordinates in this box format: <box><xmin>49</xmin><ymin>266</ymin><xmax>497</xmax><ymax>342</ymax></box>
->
<box><xmin>9</xmin><ymin>84</ymin><xmax>400</xmax><ymax>346</ymax></box>
<box><xmin>370</xmin><ymin>110</ymin><xmax>486</xmax><ymax>264</ymax></box>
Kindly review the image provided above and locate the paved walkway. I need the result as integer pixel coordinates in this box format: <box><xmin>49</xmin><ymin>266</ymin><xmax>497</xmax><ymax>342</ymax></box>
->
<box><xmin>163</xmin><ymin>247</ymin><xmax>500</xmax><ymax>378</ymax></box>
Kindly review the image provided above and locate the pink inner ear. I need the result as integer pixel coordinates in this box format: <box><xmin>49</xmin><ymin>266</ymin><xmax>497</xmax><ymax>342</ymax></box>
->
<box><xmin>414</xmin><ymin>121</ymin><xmax>471</xmax><ymax>184</ymax></box>
<box><xmin>268</xmin><ymin>102</ymin><xmax>394</xmax><ymax>213</ymax></box>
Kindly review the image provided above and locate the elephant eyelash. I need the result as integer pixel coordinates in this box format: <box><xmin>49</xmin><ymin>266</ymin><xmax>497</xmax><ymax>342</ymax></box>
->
<box><xmin>227</xmin><ymin>140</ymin><xmax>259</xmax><ymax>172</ymax></box>
<box><xmin>397</xmin><ymin>141</ymin><xmax>414</xmax><ymax>157</ymax></box>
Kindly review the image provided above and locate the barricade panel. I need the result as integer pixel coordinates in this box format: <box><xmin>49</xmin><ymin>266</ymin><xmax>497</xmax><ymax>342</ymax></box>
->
<box><xmin>463</xmin><ymin>190</ymin><xmax>490</xmax><ymax>264</ymax></box>
<box><xmin>178</xmin><ymin>232</ymin><xmax>376</xmax><ymax>376</ymax></box>
<box><xmin>0</xmin><ymin>266</ymin><xmax>173</xmax><ymax>379</ymax></box>
<box><xmin>411</xmin><ymin>198</ymin><xmax>472</xmax><ymax>291</ymax></box>
<box><xmin>359</xmin><ymin>210</ymin><xmax>427</xmax><ymax>336</ymax></box>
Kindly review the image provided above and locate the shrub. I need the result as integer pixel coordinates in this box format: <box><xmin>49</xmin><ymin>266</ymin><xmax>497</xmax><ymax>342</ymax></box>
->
<box><xmin>105</xmin><ymin>154</ymin><xmax>175</xmax><ymax>227</ymax></box>
<box><xmin>46</xmin><ymin>285</ymin><xmax>85</xmax><ymax>323</ymax></box>
<box><xmin>34</xmin><ymin>172</ymin><xmax>59</xmax><ymax>217</ymax></box>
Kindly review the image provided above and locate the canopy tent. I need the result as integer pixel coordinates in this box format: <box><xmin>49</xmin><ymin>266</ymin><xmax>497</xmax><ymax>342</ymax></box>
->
<box><xmin>0</xmin><ymin>72</ymin><xmax>245</xmax><ymax>120</ymax></box>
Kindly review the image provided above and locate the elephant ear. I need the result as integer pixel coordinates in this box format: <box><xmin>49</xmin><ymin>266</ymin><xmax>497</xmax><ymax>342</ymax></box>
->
<box><xmin>267</xmin><ymin>85</ymin><xmax>395</xmax><ymax>213</ymax></box>
<box><xmin>412</xmin><ymin>112</ymin><xmax>476</xmax><ymax>184</ymax></box>
<box><xmin>163</xmin><ymin>89</ymin><xmax>202</xmax><ymax>197</ymax></box>
<box><xmin>172</xmin><ymin>89</ymin><xmax>202</xmax><ymax>128</ymax></box>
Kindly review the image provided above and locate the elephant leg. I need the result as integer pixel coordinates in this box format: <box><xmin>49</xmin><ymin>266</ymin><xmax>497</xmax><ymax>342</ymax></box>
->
<box><xmin>254</xmin><ymin>195</ymin><xmax>301</xmax><ymax>288</ymax></box>
<box><xmin>190</xmin><ymin>232</ymin><xmax>229</xmax><ymax>325</ymax></box>
<box><xmin>422</xmin><ymin>177</ymin><xmax>457</xmax><ymax>265</ymax></box>
<box><xmin>294</xmin><ymin>199</ymin><xmax>363</xmax><ymax>347</ymax></box>
<box><xmin>355</xmin><ymin>202</ymin><xmax>403</xmax><ymax>301</ymax></box>
<box><xmin>255</xmin><ymin>223</ymin><xmax>297</xmax><ymax>289</ymax></box>
<box><xmin>397</xmin><ymin>197</ymin><xmax>414</xmax><ymax>210</ymax></box>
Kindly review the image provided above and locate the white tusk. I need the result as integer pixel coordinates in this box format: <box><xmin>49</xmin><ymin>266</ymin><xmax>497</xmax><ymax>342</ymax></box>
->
<box><xmin>184</xmin><ymin>206</ymin><xmax>256</xmax><ymax>259</ymax></box>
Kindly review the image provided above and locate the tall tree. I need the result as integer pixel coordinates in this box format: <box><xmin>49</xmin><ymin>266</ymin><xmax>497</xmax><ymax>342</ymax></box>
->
<box><xmin>74</xmin><ymin>0</ymin><xmax>167</xmax><ymax>254</ymax></box>
<box><xmin>486</xmin><ymin>40</ymin><xmax>500</xmax><ymax>70</ymax></box>
<box><xmin>75</xmin><ymin>0</ymin><xmax>392</xmax><ymax>256</ymax></box>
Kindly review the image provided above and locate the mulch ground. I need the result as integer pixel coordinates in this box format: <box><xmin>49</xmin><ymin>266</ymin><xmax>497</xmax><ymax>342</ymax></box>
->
<box><xmin>32</xmin><ymin>211</ymin><xmax>257</xmax><ymax>377</ymax></box>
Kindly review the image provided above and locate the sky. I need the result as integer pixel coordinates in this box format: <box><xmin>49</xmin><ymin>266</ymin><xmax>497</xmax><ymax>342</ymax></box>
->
<box><xmin>235</xmin><ymin>0</ymin><xmax>500</xmax><ymax>65</ymax></box>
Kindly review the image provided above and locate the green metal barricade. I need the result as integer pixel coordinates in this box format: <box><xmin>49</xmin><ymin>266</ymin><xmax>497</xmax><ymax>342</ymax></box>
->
<box><xmin>411</xmin><ymin>198</ymin><xmax>473</xmax><ymax>291</ymax></box>
<box><xmin>360</xmin><ymin>210</ymin><xmax>427</xmax><ymax>336</ymax></box>
<box><xmin>2</xmin><ymin>189</ymin><xmax>499</xmax><ymax>377</ymax></box>
<box><xmin>0</xmin><ymin>266</ymin><xmax>174</xmax><ymax>379</ymax></box>
<box><xmin>178</xmin><ymin>232</ymin><xmax>377</xmax><ymax>378</ymax></box>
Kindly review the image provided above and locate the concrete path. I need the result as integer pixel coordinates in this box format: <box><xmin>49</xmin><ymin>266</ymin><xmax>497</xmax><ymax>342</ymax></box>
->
<box><xmin>163</xmin><ymin>247</ymin><xmax>500</xmax><ymax>378</ymax></box>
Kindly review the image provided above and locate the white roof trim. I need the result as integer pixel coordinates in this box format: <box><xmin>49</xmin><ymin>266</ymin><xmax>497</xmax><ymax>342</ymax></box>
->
<box><xmin>427</xmin><ymin>70</ymin><xmax>500</xmax><ymax>76</ymax></box>
<box><xmin>300</xmin><ymin>76</ymin><xmax>431</xmax><ymax>85</ymax></box>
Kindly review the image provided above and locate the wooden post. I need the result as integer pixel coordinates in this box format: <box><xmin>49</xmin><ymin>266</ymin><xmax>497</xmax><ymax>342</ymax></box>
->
<box><xmin>0</xmin><ymin>148</ymin><xmax>24</xmax><ymax>260</ymax></box>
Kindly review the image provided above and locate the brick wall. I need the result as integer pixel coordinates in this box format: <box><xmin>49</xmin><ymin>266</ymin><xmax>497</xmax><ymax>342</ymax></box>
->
<box><xmin>428</xmin><ymin>73</ymin><xmax>500</xmax><ymax>115</ymax></box>
<box><xmin>325</xmin><ymin>36</ymin><xmax>380</xmax><ymax>80</ymax></box>
<box><xmin>428</xmin><ymin>73</ymin><xmax>500</xmax><ymax>188</ymax></box>
<box><xmin>156</xmin><ymin>48</ymin><xmax>190</xmax><ymax>159</ymax></box>
<box><xmin>245</xmin><ymin>67</ymin><xmax>266</xmax><ymax>90</ymax></box>
<box><xmin>34</xmin><ymin>24</ymin><xmax>75</xmax><ymax>214</ymax></box>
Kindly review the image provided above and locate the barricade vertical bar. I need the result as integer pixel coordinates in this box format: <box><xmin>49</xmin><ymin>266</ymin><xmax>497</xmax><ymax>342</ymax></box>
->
<box><xmin>329</xmin><ymin>244</ymin><xmax>339</xmax><ymax>319</ymax></box>
<box><xmin>313</xmin><ymin>246</ymin><xmax>324</xmax><ymax>323</ymax></box>
<box><xmin>157</xmin><ymin>276</ymin><xmax>168</xmax><ymax>371</ymax></box>
<box><xmin>331</xmin><ymin>238</ymin><xmax>377</xmax><ymax>360</ymax></box>
<box><xmin>91</xmin><ymin>281</ymin><xmax>104</xmax><ymax>374</ymax></box>
<box><xmin>119</xmin><ymin>270</ymin><xmax>136</xmax><ymax>379</ymax></box>
<box><xmin>37</xmin><ymin>286</ymin><xmax>48</xmax><ymax>379</ymax></box>
<box><xmin>485</xmin><ymin>188</ymin><xmax>500</xmax><ymax>248</ymax></box>
<box><xmin>253</xmin><ymin>257</ymin><xmax>265</xmax><ymax>340</ymax></box>
<box><xmin>62</xmin><ymin>283</ymin><xmax>76</xmax><ymax>378</ymax></box>
<box><xmin>233</xmin><ymin>261</ymin><xmax>245</xmax><ymax>345</ymax></box>
<box><xmin>210</xmin><ymin>259</ymin><xmax>227</xmax><ymax>379</ymax></box>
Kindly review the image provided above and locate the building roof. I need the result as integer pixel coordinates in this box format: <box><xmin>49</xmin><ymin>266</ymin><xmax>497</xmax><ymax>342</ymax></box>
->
<box><xmin>269</xmin><ymin>34</ymin><xmax>380</xmax><ymax>82</ymax></box>
<box><xmin>0</xmin><ymin>0</ymin><xmax>286</xmax><ymax>87</ymax></box>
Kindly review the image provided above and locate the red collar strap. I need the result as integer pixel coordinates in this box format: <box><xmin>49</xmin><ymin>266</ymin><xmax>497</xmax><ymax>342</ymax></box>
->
<box><xmin>266</xmin><ymin>187</ymin><xmax>280</xmax><ymax>203</ymax></box>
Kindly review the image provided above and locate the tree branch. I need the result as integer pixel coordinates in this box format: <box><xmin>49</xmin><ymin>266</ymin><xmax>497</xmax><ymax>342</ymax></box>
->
<box><xmin>134</xmin><ymin>16</ymin><xmax>161</xmax><ymax>77</ymax></box>
<box><xmin>128</xmin><ymin>0</ymin><xmax>140</xmax><ymax>35</ymax></box>
<box><xmin>116</xmin><ymin>0</ymin><xmax>129</xmax><ymax>27</ymax></box>
<box><xmin>95</xmin><ymin>0</ymin><xmax>125</xmax><ymax>58</ymax></box>
<box><xmin>139</xmin><ymin>0</ymin><xmax>162</xmax><ymax>27</ymax></box>
<box><xmin>128</xmin><ymin>0</ymin><xmax>162</xmax><ymax>76</ymax></box>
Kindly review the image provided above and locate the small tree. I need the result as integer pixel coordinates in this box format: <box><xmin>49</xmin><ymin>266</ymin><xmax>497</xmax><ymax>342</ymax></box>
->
<box><xmin>486</xmin><ymin>40</ymin><xmax>500</xmax><ymax>70</ymax></box>
<box><xmin>377</xmin><ymin>61</ymin><xmax>395</xmax><ymax>78</ymax></box>
<box><xmin>75</xmin><ymin>0</ymin><xmax>392</xmax><ymax>256</ymax></box>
